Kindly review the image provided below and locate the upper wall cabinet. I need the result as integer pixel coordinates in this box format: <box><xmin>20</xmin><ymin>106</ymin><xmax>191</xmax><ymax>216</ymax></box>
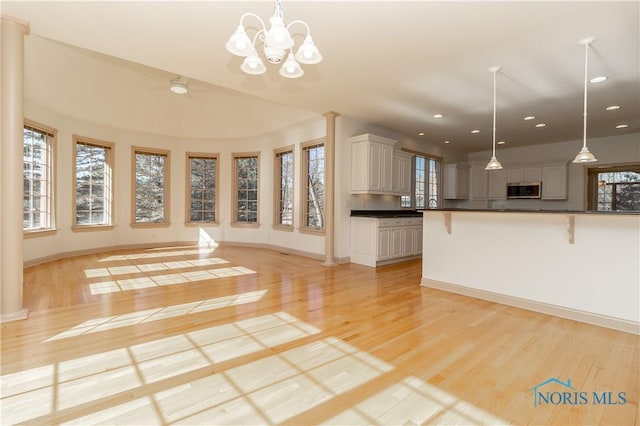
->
<box><xmin>351</xmin><ymin>133</ymin><xmax>397</xmax><ymax>194</ymax></box>
<box><xmin>470</xmin><ymin>162</ymin><xmax>488</xmax><ymax>200</ymax></box>
<box><xmin>507</xmin><ymin>166</ymin><xmax>543</xmax><ymax>183</ymax></box>
<box><xmin>541</xmin><ymin>163</ymin><xmax>569</xmax><ymax>200</ymax></box>
<box><xmin>392</xmin><ymin>150</ymin><xmax>413</xmax><ymax>196</ymax></box>
<box><xmin>487</xmin><ymin>168</ymin><xmax>507</xmax><ymax>200</ymax></box>
<box><xmin>444</xmin><ymin>163</ymin><xmax>470</xmax><ymax>200</ymax></box>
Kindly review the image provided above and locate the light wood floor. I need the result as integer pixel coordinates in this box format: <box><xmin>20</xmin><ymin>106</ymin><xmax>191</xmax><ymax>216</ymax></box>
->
<box><xmin>2</xmin><ymin>244</ymin><xmax>638</xmax><ymax>425</ymax></box>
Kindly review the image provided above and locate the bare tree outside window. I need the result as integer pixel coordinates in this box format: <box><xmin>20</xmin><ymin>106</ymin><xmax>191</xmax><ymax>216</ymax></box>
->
<box><xmin>592</xmin><ymin>168</ymin><xmax>640</xmax><ymax>212</ymax></box>
<box><xmin>23</xmin><ymin>122</ymin><xmax>55</xmax><ymax>231</ymax></box>
<box><xmin>133</xmin><ymin>148</ymin><xmax>169</xmax><ymax>224</ymax></box>
<box><xmin>275</xmin><ymin>148</ymin><xmax>294</xmax><ymax>227</ymax></box>
<box><xmin>303</xmin><ymin>141</ymin><xmax>324</xmax><ymax>230</ymax></box>
<box><xmin>188</xmin><ymin>154</ymin><xmax>217</xmax><ymax>223</ymax></box>
<box><xmin>234</xmin><ymin>154</ymin><xmax>259</xmax><ymax>224</ymax></box>
<box><xmin>74</xmin><ymin>137</ymin><xmax>113</xmax><ymax>227</ymax></box>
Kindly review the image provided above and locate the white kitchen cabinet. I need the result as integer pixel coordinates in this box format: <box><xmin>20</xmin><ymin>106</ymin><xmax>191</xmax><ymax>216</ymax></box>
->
<box><xmin>507</xmin><ymin>166</ymin><xmax>542</xmax><ymax>183</ymax></box>
<box><xmin>470</xmin><ymin>162</ymin><xmax>488</xmax><ymax>200</ymax></box>
<box><xmin>542</xmin><ymin>163</ymin><xmax>568</xmax><ymax>199</ymax></box>
<box><xmin>350</xmin><ymin>216</ymin><xmax>422</xmax><ymax>267</ymax></box>
<box><xmin>351</xmin><ymin>134</ymin><xmax>397</xmax><ymax>194</ymax></box>
<box><xmin>392</xmin><ymin>150</ymin><xmax>413</xmax><ymax>195</ymax></box>
<box><xmin>444</xmin><ymin>163</ymin><xmax>470</xmax><ymax>199</ymax></box>
<box><xmin>487</xmin><ymin>169</ymin><xmax>507</xmax><ymax>200</ymax></box>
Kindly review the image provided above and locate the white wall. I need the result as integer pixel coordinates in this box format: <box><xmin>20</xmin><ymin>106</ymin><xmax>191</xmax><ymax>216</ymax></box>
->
<box><xmin>448</xmin><ymin>133</ymin><xmax>640</xmax><ymax>210</ymax></box>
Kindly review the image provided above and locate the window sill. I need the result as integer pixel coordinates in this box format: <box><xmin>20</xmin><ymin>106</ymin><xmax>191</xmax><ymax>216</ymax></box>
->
<box><xmin>24</xmin><ymin>228</ymin><xmax>58</xmax><ymax>239</ymax></box>
<box><xmin>185</xmin><ymin>221</ymin><xmax>219</xmax><ymax>227</ymax></box>
<box><xmin>272</xmin><ymin>224</ymin><xmax>294</xmax><ymax>232</ymax></box>
<box><xmin>72</xmin><ymin>224</ymin><xmax>115</xmax><ymax>233</ymax></box>
<box><xmin>299</xmin><ymin>227</ymin><xmax>325</xmax><ymax>236</ymax></box>
<box><xmin>129</xmin><ymin>222</ymin><xmax>171</xmax><ymax>229</ymax></box>
<box><xmin>230</xmin><ymin>222</ymin><xmax>260</xmax><ymax>229</ymax></box>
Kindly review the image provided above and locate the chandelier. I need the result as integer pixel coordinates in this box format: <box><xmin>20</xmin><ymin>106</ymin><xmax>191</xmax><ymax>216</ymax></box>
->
<box><xmin>225</xmin><ymin>0</ymin><xmax>322</xmax><ymax>79</ymax></box>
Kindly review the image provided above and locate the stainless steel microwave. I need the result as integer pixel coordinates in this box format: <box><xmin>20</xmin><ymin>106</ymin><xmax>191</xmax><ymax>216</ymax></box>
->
<box><xmin>507</xmin><ymin>182</ymin><xmax>541</xmax><ymax>199</ymax></box>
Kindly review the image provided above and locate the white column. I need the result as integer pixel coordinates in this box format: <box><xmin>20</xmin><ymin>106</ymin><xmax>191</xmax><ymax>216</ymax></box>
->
<box><xmin>322</xmin><ymin>111</ymin><xmax>339</xmax><ymax>267</ymax></box>
<box><xmin>1</xmin><ymin>16</ymin><xmax>30</xmax><ymax>322</ymax></box>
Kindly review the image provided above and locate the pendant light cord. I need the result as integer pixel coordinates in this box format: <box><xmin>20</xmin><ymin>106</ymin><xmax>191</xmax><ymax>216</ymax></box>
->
<box><xmin>492</xmin><ymin>69</ymin><xmax>497</xmax><ymax>157</ymax></box>
<box><xmin>582</xmin><ymin>41</ymin><xmax>589</xmax><ymax>150</ymax></box>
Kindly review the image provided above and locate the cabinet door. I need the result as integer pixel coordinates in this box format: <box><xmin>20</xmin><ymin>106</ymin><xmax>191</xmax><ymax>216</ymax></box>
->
<box><xmin>380</xmin><ymin>143</ymin><xmax>394</xmax><ymax>193</ymax></box>
<box><xmin>402</xmin><ymin>227</ymin><xmax>414</xmax><ymax>256</ymax></box>
<box><xmin>542</xmin><ymin>165</ymin><xmax>568</xmax><ymax>199</ymax></box>
<box><xmin>413</xmin><ymin>226</ymin><xmax>423</xmax><ymax>255</ymax></box>
<box><xmin>390</xmin><ymin>227</ymin><xmax>403</xmax><ymax>258</ymax></box>
<box><xmin>369</xmin><ymin>142</ymin><xmax>382</xmax><ymax>191</ymax></box>
<box><xmin>507</xmin><ymin>167</ymin><xmax>523</xmax><ymax>183</ymax></box>
<box><xmin>470</xmin><ymin>165</ymin><xmax>488</xmax><ymax>200</ymax></box>
<box><xmin>377</xmin><ymin>227</ymin><xmax>391</xmax><ymax>260</ymax></box>
<box><xmin>444</xmin><ymin>164</ymin><xmax>470</xmax><ymax>199</ymax></box>
<box><xmin>488</xmin><ymin>169</ymin><xmax>506</xmax><ymax>200</ymax></box>
<box><xmin>524</xmin><ymin>167</ymin><xmax>542</xmax><ymax>182</ymax></box>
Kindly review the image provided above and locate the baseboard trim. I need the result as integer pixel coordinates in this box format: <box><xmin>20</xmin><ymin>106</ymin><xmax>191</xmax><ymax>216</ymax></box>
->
<box><xmin>1</xmin><ymin>308</ymin><xmax>29</xmax><ymax>323</ymax></box>
<box><xmin>24</xmin><ymin>240</ymin><xmax>349</xmax><ymax>268</ymax></box>
<box><xmin>421</xmin><ymin>278</ymin><xmax>640</xmax><ymax>335</ymax></box>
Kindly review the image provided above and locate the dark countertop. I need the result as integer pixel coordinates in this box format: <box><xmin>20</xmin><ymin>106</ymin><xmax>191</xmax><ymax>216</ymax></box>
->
<box><xmin>350</xmin><ymin>210</ymin><xmax>423</xmax><ymax>218</ymax></box>
<box><xmin>417</xmin><ymin>208</ymin><xmax>640</xmax><ymax>216</ymax></box>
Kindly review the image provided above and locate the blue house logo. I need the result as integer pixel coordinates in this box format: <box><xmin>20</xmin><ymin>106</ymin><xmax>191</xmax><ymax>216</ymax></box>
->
<box><xmin>530</xmin><ymin>377</ymin><xmax>627</xmax><ymax>407</ymax></box>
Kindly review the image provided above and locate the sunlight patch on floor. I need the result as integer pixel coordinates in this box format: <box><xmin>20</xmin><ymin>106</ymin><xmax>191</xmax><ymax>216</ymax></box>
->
<box><xmin>1</xmin><ymin>312</ymin><xmax>319</xmax><ymax>425</ymax></box>
<box><xmin>88</xmin><ymin>266</ymin><xmax>256</xmax><ymax>295</ymax></box>
<box><xmin>44</xmin><ymin>290</ymin><xmax>267</xmax><ymax>342</ymax></box>
<box><xmin>84</xmin><ymin>257</ymin><xmax>229</xmax><ymax>278</ymax></box>
<box><xmin>97</xmin><ymin>248</ymin><xmax>215</xmax><ymax>262</ymax></box>
<box><xmin>323</xmin><ymin>376</ymin><xmax>508</xmax><ymax>426</ymax></box>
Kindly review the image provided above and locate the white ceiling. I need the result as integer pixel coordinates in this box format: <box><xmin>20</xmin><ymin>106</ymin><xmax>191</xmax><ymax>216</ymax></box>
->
<box><xmin>3</xmin><ymin>1</ymin><xmax>639</xmax><ymax>152</ymax></box>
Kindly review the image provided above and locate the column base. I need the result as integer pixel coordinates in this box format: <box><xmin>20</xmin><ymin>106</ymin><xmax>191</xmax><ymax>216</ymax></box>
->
<box><xmin>0</xmin><ymin>308</ymin><xmax>29</xmax><ymax>323</ymax></box>
<box><xmin>321</xmin><ymin>261</ymin><xmax>337</xmax><ymax>267</ymax></box>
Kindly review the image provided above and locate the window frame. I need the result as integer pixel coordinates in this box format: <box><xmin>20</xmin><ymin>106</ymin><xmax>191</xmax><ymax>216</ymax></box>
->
<box><xmin>130</xmin><ymin>146</ymin><xmax>171</xmax><ymax>228</ymax></box>
<box><xmin>586</xmin><ymin>163</ymin><xmax>640</xmax><ymax>212</ymax></box>
<box><xmin>401</xmin><ymin>148</ymin><xmax>443</xmax><ymax>210</ymax></box>
<box><xmin>273</xmin><ymin>145</ymin><xmax>295</xmax><ymax>231</ymax></box>
<box><xmin>231</xmin><ymin>152</ymin><xmax>260</xmax><ymax>228</ymax></box>
<box><xmin>300</xmin><ymin>138</ymin><xmax>326</xmax><ymax>235</ymax></box>
<box><xmin>23</xmin><ymin>119</ymin><xmax>57</xmax><ymax>238</ymax></box>
<box><xmin>72</xmin><ymin>135</ymin><xmax>115</xmax><ymax>232</ymax></box>
<box><xmin>185</xmin><ymin>152</ymin><xmax>219</xmax><ymax>226</ymax></box>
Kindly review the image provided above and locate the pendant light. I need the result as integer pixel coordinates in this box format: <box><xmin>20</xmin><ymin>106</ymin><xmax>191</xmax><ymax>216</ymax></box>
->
<box><xmin>485</xmin><ymin>66</ymin><xmax>503</xmax><ymax>170</ymax></box>
<box><xmin>573</xmin><ymin>37</ymin><xmax>598</xmax><ymax>163</ymax></box>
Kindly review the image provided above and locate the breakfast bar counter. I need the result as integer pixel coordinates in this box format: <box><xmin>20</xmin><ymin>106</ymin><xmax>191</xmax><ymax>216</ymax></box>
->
<box><xmin>419</xmin><ymin>209</ymin><xmax>640</xmax><ymax>334</ymax></box>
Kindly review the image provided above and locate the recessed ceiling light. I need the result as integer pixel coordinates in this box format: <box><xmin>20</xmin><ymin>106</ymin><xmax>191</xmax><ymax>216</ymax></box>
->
<box><xmin>616</xmin><ymin>124</ymin><xmax>629</xmax><ymax>129</ymax></box>
<box><xmin>444</xmin><ymin>140</ymin><xmax>450</xmax><ymax>144</ymax></box>
<box><xmin>497</xmin><ymin>141</ymin><xmax>506</xmax><ymax>145</ymax></box>
<box><xmin>589</xmin><ymin>76</ymin><xmax>608</xmax><ymax>83</ymax></box>
<box><xmin>418</xmin><ymin>132</ymin><xmax>425</xmax><ymax>136</ymax></box>
<box><xmin>433</xmin><ymin>114</ymin><xmax>444</xmax><ymax>119</ymax></box>
<box><xmin>471</xmin><ymin>129</ymin><xmax>480</xmax><ymax>134</ymax></box>
<box><xmin>535</xmin><ymin>123</ymin><xmax>546</xmax><ymax>128</ymax></box>
<box><xmin>524</xmin><ymin>116</ymin><xmax>535</xmax><ymax>121</ymax></box>
<box><xmin>606</xmin><ymin>105</ymin><xmax>621</xmax><ymax>111</ymax></box>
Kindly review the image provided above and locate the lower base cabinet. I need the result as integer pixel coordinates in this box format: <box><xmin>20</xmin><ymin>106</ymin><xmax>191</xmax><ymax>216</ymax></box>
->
<box><xmin>351</xmin><ymin>216</ymin><xmax>422</xmax><ymax>267</ymax></box>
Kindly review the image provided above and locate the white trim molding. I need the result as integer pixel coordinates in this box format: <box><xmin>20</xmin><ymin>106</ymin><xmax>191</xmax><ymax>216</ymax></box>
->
<box><xmin>421</xmin><ymin>278</ymin><xmax>639</xmax><ymax>335</ymax></box>
<box><xmin>0</xmin><ymin>308</ymin><xmax>29</xmax><ymax>323</ymax></box>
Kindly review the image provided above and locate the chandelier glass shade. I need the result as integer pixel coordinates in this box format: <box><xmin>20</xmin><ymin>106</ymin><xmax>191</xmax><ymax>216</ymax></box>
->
<box><xmin>573</xmin><ymin>37</ymin><xmax>598</xmax><ymax>163</ymax></box>
<box><xmin>225</xmin><ymin>0</ymin><xmax>322</xmax><ymax>79</ymax></box>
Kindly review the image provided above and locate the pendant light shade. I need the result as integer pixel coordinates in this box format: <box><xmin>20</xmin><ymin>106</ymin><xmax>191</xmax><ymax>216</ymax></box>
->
<box><xmin>279</xmin><ymin>53</ymin><xmax>304</xmax><ymax>78</ymax></box>
<box><xmin>573</xmin><ymin>37</ymin><xmax>598</xmax><ymax>163</ymax></box>
<box><xmin>485</xmin><ymin>66</ymin><xmax>503</xmax><ymax>170</ymax></box>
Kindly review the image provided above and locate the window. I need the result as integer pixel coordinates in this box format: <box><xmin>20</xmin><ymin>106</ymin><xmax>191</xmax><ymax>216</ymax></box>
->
<box><xmin>301</xmin><ymin>140</ymin><xmax>325</xmax><ymax>232</ymax></box>
<box><xmin>23</xmin><ymin>120</ymin><xmax>56</xmax><ymax>233</ymax></box>
<box><xmin>274</xmin><ymin>146</ymin><xmax>294</xmax><ymax>229</ymax></box>
<box><xmin>588</xmin><ymin>165</ymin><xmax>640</xmax><ymax>212</ymax></box>
<box><xmin>402</xmin><ymin>151</ymin><xmax>442</xmax><ymax>209</ymax></box>
<box><xmin>232</xmin><ymin>152</ymin><xmax>259</xmax><ymax>226</ymax></box>
<box><xmin>186</xmin><ymin>153</ymin><xmax>218</xmax><ymax>225</ymax></box>
<box><xmin>132</xmin><ymin>147</ymin><xmax>170</xmax><ymax>226</ymax></box>
<box><xmin>73</xmin><ymin>136</ymin><xmax>114</xmax><ymax>229</ymax></box>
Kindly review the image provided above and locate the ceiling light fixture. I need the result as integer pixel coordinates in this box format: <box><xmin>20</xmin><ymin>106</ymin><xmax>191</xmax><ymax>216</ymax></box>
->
<box><xmin>471</xmin><ymin>129</ymin><xmax>480</xmax><ymax>134</ymax></box>
<box><xmin>605</xmin><ymin>105</ymin><xmax>620</xmax><ymax>111</ymax></box>
<box><xmin>524</xmin><ymin>116</ymin><xmax>535</xmax><ymax>121</ymax></box>
<box><xmin>616</xmin><ymin>124</ymin><xmax>629</xmax><ymax>129</ymax></box>
<box><xmin>169</xmin><ymin>77</ymin><xmax>188</xmax><ymax>95</ymax></box>
<box><xmin>497</xmin><ymin>141</ymin><xmax>506</xmax><ymax>145</ymax></box>
<box><xmin>433</xmin><ymin>114</ymin><xmax>444</xmax><ymax>118</ymax></box>
<box><xmin>589</xmin><ymin>76</ymin><xmax>608</xmax><ymax>83</ymax></box>
<box><xmin>573</xmin><ymin>37</ymin><xmax>598</xmax><ymax>163</ymax></box>
<box><xmin>535</xmin><ymin>123</ymin><xmax>546</xmax><ymax>128</ymax></box>
<box><xmin>444</xmin><ymin>140</ymin><xmax>451</xmax><ymax>144</ymax></box>
<box><xmin>225</xmin><ymin>0</ymin><xmax>322</xmax><ymax>79</ymax></box>
<box><xmin>485</xmin><ymin>66</ymin><xmax>503</xmax><ymax>170</ymax></box>
<box><xmin>418</xmin><ymin>132</ymin><xmax>425</xmax><ymax>136</ymax></box>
